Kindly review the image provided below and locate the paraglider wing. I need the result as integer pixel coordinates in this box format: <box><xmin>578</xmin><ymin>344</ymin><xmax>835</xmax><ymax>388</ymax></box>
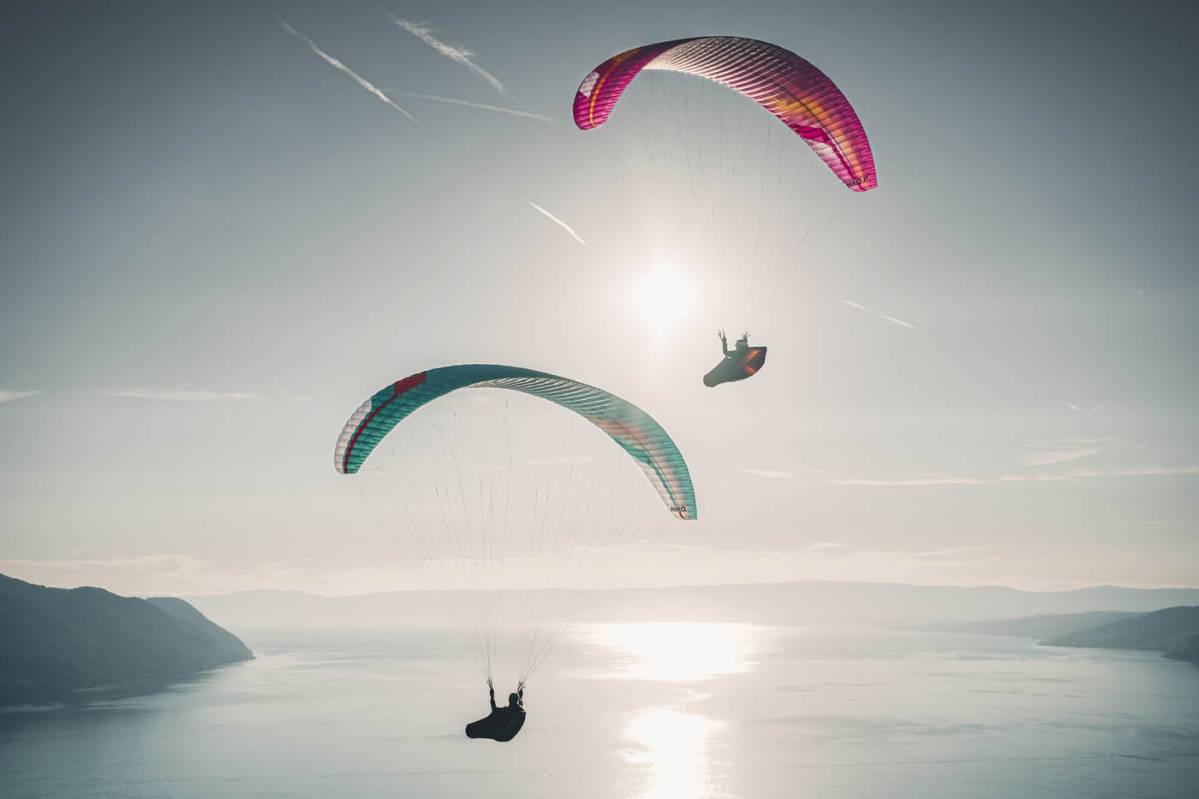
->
<box><xmin>574</xmin><ymin>37</ymin><xmax>876</xmax><ymax>192</ymax></box>
<box><xmin>743</xmin><ymin>347</ymin><xmax>767</xmax><ymax>376</ymax></box>
<box><xmin>466</xmin><ymin>709</ymin><xmax>526</xmax><ymax>742</ymax></box>
<box><xmin>703</xmin><ymin>346</ymin><xmax>768</xmax><ymax>388</ymax></box>
<box><xmin>335</xmin><ymin>365</ymin><xmax>696</xmax><ymax>520</ymax></box>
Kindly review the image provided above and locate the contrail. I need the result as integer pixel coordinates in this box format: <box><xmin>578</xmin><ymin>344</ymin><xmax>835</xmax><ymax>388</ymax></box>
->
<box><xmin>280</xmin><ymin>20</ymin><xmax>419</xmax><ymax>126</ymax></box>
<box><xmin>879</xmin><ymin>314</ymin><xmax>916</xmax><ymax>329</ymax></box>
<box><xmin>844</xmin><ymin>298</ymin><xmax>916</xmax><ymax>329</ymax></box>
<box><xmin>394</xmin><ymin>91</ymin><xmax>554</xmax><ymax>123</ymax></box>
<box><xmin>525</xmin><ymin>200</ymin><xmax>586</xmax><ymax>245</ymax></box>
<box><xmin>384</xmin><ymin>12</ymin><xmax>505</xmax><ymax>93</ymax></box>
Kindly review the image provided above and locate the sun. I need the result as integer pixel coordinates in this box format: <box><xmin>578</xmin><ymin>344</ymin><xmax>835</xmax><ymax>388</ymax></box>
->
<box><xmin>634</xmin><ymin>267</ymin><xmax>693</xmax><ymax>332</ymax></box>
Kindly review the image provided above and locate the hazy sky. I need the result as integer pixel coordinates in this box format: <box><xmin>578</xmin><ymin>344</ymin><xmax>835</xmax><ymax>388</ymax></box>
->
<box><xmin>1</xmin><ymin>0</ymin><xmax>1197</xmax><ymax>596</ymax></box>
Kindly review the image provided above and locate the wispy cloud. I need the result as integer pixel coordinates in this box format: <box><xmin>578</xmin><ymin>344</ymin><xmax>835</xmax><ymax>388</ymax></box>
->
<box><xmin>0</xmin><ymin>553</ymin><xmax>215</xmax><ymax>596</ymax></box>
<box><xmin>739</xmin><ymin>467</ymin><xmax>796</xmax><ymax>480</ymax></box>
<box><xmin>280</xmin><ymin>20</ymin><xmax>419</xmax><ymax>125</ymax></box>
<box><xmin>803</xmin><ymin>541</ymin><xmax>848</xmax><ymax>552</ymax></box>
<box><xmin>384</xmin><ymin>12</ymin><xmax>504</xmax><ymax>93</ymax></box>
<box><xmin>833</xmin><ymin>474</ymin><xmax>991</xmax><ymax>487</ymax></box>
<box><xmin>0</xmin><ymin>389</ymin><xmax>38</xmax><ymax>405</ymax></box>
<box><xmin>1023</xmin><ymin>445</ymin><xmax>1103</xmax><ymax>467</ymax></box>
<box><xmin>855</xmin><ymin>545</ymin><xmax>990</xmax><ymax>561</ymax></box>
<box><xmin>0</xmin><ymin>553</ymin><xmax>416</xmax><ymax>598</ymax></box>
<box><xmin>607</xmin><ymin>541</ymin><xmax>1006</xmax><ymax>589</ymax></box>
<box><xmin>1001</xmin><ymin>465</ymin><xmax>1199</xmax><ymax>483</ymax></box>
<box><xmin>392</xmin><ymin>90</ymin><xmax>554</xmax><ymax>123</ymax></box>
<box><xmin>1066</xmin><ymin>402</ymin><xmax>1082</xmax><ymax>411</ymax></box>
<box><xmin>525</xmin><ymin>200</ymin><xmax>586</xmax><ymax>245</ymax></box>
<box><xmin>837</xmin><ymin>465</ymin><xmax>1199</xmax><ymax>487</ymax></box>
<box><xmin>102</xmin><ymin>389</ymin><xmax>260</xmax><ymax>403</ymax></box>
<box><xmin>843</xmin><ymin>299</ymin><xmax>916</xmax><ymax>329</ymax></box>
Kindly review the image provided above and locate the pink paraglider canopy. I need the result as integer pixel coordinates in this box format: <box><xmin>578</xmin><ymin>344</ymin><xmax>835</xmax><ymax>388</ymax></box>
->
<box><xmin>574</xmin><ymin>36</ymin><xmax>877</xmax><ymax>192</ymax></box>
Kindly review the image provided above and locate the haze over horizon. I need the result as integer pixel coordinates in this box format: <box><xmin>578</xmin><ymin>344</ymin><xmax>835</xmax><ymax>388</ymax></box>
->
<box><xmin>2</xmin><ymin>0</ymin><xmax>1197</xmax><ymax>598</ymax></box>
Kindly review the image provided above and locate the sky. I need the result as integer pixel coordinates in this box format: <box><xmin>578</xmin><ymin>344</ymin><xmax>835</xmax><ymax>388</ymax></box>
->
<box><xmin>1</xmin><ymin>0</ymin><xmax>1197</xmax><ymax>596</ymax></box>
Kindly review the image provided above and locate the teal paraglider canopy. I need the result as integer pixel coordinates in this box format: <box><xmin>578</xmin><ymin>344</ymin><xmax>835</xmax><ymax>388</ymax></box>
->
<box><xmin>335</xmin><ymin>364</ymin><xmax>696</xmax><ymax>520</ymax></box>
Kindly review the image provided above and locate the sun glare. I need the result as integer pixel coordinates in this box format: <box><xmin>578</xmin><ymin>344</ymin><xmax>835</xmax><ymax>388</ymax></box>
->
<box><xmin>583</xmin><ymin>622</ymin><xmax>763</xmax><ymax>681</ymax></box>
<box><xmin>634</xmin><ymin>268</ymin><xmax>693</xmax><ymax>332</ymax></box>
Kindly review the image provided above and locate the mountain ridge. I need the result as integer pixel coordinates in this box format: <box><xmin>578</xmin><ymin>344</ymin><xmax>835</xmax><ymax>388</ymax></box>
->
<box><xmin>1045</xmin><ymin>606</ymin><xmax>1199</xmax><ymax>662</ymax></box>
<box><xmin>0</xmin><ymin>573</ymin><xmax>253</xmax><ymax>707</ymax></box>
<box><xmin>182</xmin><ymin>580</ymin><xmax>1199</xmax><ymax>630</ymax></box>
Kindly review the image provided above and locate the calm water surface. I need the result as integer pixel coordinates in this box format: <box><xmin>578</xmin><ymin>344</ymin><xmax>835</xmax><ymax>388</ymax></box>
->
<box><xmin>2</xmin><ymin>624</ymin><xmax>1197</xmax><ymax>798</ymax></box>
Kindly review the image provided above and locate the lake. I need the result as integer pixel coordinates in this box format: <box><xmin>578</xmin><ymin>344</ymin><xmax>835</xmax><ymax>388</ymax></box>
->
<box><xmin>2</xmin><ymin>624</ymin><xmax>1197</xmax><ymax>798</ymax></box>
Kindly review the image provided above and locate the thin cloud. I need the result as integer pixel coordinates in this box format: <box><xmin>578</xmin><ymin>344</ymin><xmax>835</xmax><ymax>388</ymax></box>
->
<box><xmin>738</xmin><ymin>467</ymin><xmax>796</xmax><ymax>480</ymax></box>
<box><xmin>0</xmin><ymin>389</ymin><xmax>38</xmax><ymax>405</ymax></box>
<box><xmin>0</xmin><ymin>553</ymin><xmax>213</xmax><ymax>595</ymax></box>
<box><xmin>842</xmin><ymin>299</ymin><xmax>871</xmax><ymax>312</ymax></box>
<box><xmin>103</xmin><ymin>389</ymin><xmax>260</xmax><ymax>403</ymax></box>
<box><xmin>384</xmin><ymin>12</ymin><xmax>504</xmax><ymax>93</ymax></box>
<box><xmin>280</xmin><ymin>20</ymin><xmax>419</xmax><ymax>125</ymax></box>
<box><xmin>852</xmin><ymin>545</ymin><xmax>989</xmax><ymax>561</ymax></box>
<box><xmin>1001</xmin><ymin>465</ymin><xmax>1199</xmax><ymax>483</ymax></box>
<box><xmin>838</xmin><ymin>464</ymin><xmax>1199</xmax><ymax>487</ymax></box>
<box><xmin>526</xmin><ymin>200</ymin><xmax>586</xmax><ymax>245</ymax></box>
<box><xmin>1023</xmin><ymin>446</ymin><xmax>1103</xmax><ymax>467</ymax></box>
<box><xmin>834</xmin><ymin>474</ymin><xmax>990</xmax><ymax>487</ymax></box>
<box><xmin>0</xmin><ymin>553</ymin><xmax>414</xmax><ymax>598</ymax></box>
<box><xmin>1065</xmin><ymin>402</ymin><xmax>1082</xmax><ymax>411</ymax></box>
<box><xmin>0</xmin><ymin>553</ymin><xmax>205</xmax><ymax>572</ymax></box>
<box><xmin>394</xmin><ymin>91</ymin><xmax>554</xmax><ymax>123</ymax></box>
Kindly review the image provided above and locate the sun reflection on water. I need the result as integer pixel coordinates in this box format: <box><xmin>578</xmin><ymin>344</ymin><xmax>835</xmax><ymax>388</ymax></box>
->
<box><xmin>624</xmin><ymin>707</ymin><xmax>724</xmax><ymax>799</ymax></box>
<box><xmin>575</xmin><ymin>624</ymin><xmax>766</xmax><ymax>799</ymax></box>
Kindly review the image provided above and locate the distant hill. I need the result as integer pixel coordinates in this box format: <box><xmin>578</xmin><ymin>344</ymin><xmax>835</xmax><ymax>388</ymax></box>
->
<box><xmin>0</xmin><ymin>573</ymin><xmax>253</xmax><ymax>706</ymax></box>
<box><xmin>1165</xmin><ymin>634</ymin><xmax>1199</xmax><ymax>663</ymax></box>
<box><xmin>942</xmin><ymin>611</ymin><xmax>1143</xmax><ymax>640</ymax></box>
<box><xmin>1046</xmin><ymin>606</ymin><xmax>1199</xmax><ymax>662</ymax></box>
<box><xmin>186</xmin><ymin>581</ymin><xmax>1199</xmax><ymax>631</ymax></box>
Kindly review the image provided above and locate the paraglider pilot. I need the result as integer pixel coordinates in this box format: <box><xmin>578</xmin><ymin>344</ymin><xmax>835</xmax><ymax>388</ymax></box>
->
<box><xmin>704</xmin><ymin>330</ymin><xmax>767</xmax><ymax>387</ymax></box>
<box><xmin>465</xmin><ymin>678</ymin><xmax>526</xmax><ymax>742</ymax></box>
<box><xmin>721</xmin><ymin>330</ymin><xmax>746</xmax><ymax>357</ymax></box>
